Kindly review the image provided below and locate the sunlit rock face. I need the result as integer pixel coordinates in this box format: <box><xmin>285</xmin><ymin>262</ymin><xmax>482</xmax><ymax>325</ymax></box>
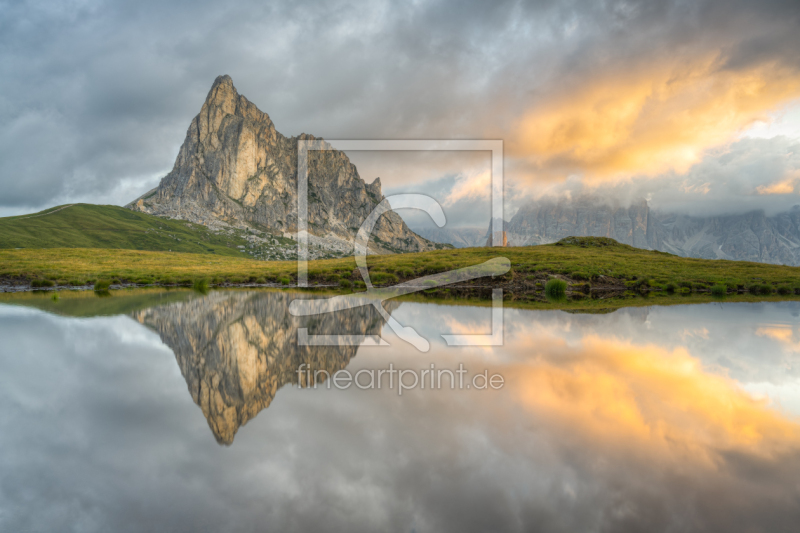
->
<box><xmin>128</xmin><ymin>75</ymin><xmax>435</xmax><ymax>254</ymax></box>
<box><xmin>132</xmin><ymin>291</ymin><xmax>390</xmax><ymax>444</ymax></box>
<box><xmin>502</xmin><ymin>196</ymin><xmax>800</xmax><ymax>265</ymax></box>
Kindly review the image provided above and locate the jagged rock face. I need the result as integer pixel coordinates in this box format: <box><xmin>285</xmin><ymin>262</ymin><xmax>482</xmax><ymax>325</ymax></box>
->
<box><xmin>503</xmin><ymin>196</ymin><xmax>657</xmax><ymax>249</ymax></box>
<box><xmin>654</xmin><ymin>208</ymin><xmax>800</xmax><ymax>265</ymax></box>
<box><xmin>498</xmin><ymin>196</ymin><xmax>800</xmax><ymax>266</ymax></box>
<box><xmin>129</xmin><ymin>75</ymin><xmax>434</xmax><ymax>254</ymax></box>
<box><xmin>132</xmin><ymin>291</ymin><xmax>392</xmax><ymax>445</ymax></box>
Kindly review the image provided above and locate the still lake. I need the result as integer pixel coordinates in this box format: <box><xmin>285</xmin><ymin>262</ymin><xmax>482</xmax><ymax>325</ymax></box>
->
<box><xmin>1</xmin><ymin>290</ymin><xmax>799</xmax><ymax>532</ymax></box>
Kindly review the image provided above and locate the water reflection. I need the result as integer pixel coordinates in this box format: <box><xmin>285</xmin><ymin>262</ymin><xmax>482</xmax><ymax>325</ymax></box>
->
<box><xmin>1</xmin><ymin>295</ymin><xmax>800</xmax><ymax>531</ymax></box>
<box><xmin>133</xmin><ymin>291</ymin><xmax>391</xmax><ymax>444</ymax></box>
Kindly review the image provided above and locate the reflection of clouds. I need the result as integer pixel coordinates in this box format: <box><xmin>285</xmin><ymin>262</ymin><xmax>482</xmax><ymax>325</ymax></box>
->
<box><xmin>757</xmin><ymin>326</ymin><xmax>800</xmax><ymax>353</ymax></box>
<box><xmin>397</xmin><ymin>302</ymin><xmax>800</xmax><ymax>389</ymax></box>
<box><xmin>370</xmin><ymin>305</ymin><xmax>800</xmax><ymax>532</ymax></box>
<box><xmin>680</xmin><ymin>327</ymin><xmax>710</xmax><ymax>341</ymax></box>
<box><xmin>3</xmin><ymin>300</ymin><xmax>800</xmax><ymax>531</ymax></box>
<box><xmin>506</xmin><ymin>334</ymin><xmax>800</xmax><ymax>460</ymax></box>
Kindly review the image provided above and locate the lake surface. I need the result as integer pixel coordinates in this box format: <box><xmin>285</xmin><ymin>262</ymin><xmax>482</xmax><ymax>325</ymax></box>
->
<box><xmin>1</xmin><ymin>291</ymin><xmax>800</xmax><ymax>532</ymax></box>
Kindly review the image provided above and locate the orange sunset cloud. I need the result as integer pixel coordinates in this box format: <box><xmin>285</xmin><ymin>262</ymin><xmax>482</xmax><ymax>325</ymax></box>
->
<box><xmin>511</xmin><ymin>56</ymin><xmax>800</xmax><ymax>181</ymax></box>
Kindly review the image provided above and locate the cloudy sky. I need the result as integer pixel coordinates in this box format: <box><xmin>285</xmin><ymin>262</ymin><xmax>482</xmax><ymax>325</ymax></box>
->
<box><xmin>2</xmin><ymin>0</ymin><xmax>800</xmax><ymax>224</ymax></box>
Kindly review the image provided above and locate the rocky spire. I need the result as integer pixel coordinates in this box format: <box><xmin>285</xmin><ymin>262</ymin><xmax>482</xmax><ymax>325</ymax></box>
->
<box><xmin>128</xmin><ymin>76</ymin><xmax>437</xmax><ymax>254</ymax></box>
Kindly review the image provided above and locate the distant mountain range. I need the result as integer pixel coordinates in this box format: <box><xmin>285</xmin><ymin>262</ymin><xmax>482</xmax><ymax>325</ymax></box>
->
<box><xmin>409</xmin><ymin>226</ymin><xmax>487</xmax><ymax>248</ymax></box>
<box><xmin>128</xmin><ymin>75</ymin><xmax>440</xmax><ymax>255</ymax></box>
<box><xmin>485</xmin><ymin>196</ymin><xmax>800</xmax><ymax>266</ymax></box>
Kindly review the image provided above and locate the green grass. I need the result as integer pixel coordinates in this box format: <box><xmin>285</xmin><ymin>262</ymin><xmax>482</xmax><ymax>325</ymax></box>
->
<box><xmin>710</xmin><ymin>284</ymin><xmax>726</xmax><ymax>297</ymax></box>
<box><xmin>545</xmin><ymin>278</ymin><xmax>567</xmax><ymax>296</ymax></box>
<box><xmin>93</xmin><ymin>279</ymin><xmax>112</xmax><ymax>292</ymax></box>
<box><xmin>1</xmin><ymin>237</ymin><xmax>800</xmax><ymax>294</ymax></box>
<box><xmin>4</xmin><ymin>206</ymin><xmax>799</xmax><ymax>298</ymax></box>
<box><xmin>0</xmin><ymin>203</ymin><xmax>251</xmax><ymax>256</ymax></box>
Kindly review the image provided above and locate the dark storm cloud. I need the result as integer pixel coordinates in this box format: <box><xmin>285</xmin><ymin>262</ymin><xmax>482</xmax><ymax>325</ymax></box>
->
<box><xmin>1</xmin><ymin>0</ymin><xmax>800</xmax><ymax>214</ymax></box>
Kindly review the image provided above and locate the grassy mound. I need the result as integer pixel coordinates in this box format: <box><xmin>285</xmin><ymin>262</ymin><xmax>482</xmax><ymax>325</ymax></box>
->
<box><xmin>555</xmin><ymin>236</ymin><xmax>624</xmax><ymax>248</ymax></box>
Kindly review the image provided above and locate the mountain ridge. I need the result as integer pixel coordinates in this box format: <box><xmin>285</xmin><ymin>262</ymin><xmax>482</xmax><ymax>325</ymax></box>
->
<box><xmin>485</xmin><ymin>196</ymin><xmax>800</xmax><ymax>266</ymax></box>
<box><xmin>128</xmin><ymin>75</ymin><xmax>440</xmax><ymax>255</ymax></box>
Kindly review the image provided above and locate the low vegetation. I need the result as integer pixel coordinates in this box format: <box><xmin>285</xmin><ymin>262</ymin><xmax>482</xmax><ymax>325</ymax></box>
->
<box><xmin>93</xmin><ymin>279</ymin><xmax>112</xmax><ymax>292</ymax></box>
<box><xmin>710</xmin><ymin>284</ymin><xmax>727</xmax><ymax>297</ymax></box>
<box><xmin>545</xmin><ymin>278</ymin><xmax>567</xmax><ymax>296</ymax></box>
<box><xmin>193</xmin><ymin>278</ymin><xmax>210</xmax><ymax>293</ymax></box>
<box><xmin>1</xmin><ymin>238</ymin><xmax>799</xmax><ymax>303</ymax></box>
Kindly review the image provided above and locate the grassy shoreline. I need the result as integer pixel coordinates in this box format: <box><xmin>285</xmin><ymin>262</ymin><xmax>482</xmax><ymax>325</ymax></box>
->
<box><xmin>2</xmin><ymin>238</ymin><xmax>800</xmax><ymax>302</ymax></box>
<box><xmin>2</xmin><ymin>286</ymin><xmax>799</xmax><ymax>318</ymax></box>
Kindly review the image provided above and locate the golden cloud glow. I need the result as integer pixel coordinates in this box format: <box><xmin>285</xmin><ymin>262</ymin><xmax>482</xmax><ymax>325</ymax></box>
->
<box><xmin>443</xmin><ymin>169</ymin><xmax>492</xmax><ymax>206</ymax></box>
<box><xmin>756</xmin><ymin>172</ymin><xmax>800</xmax><ymax>195</ymax></box>
<box><xmin>510</xmin><ymin>57</ymin><xmax>800</xmax><ymax>180</ymax></box>
<box><xmin>756</xmin><ymin>325</ymin><xmax>800</xmax><ymax>351</ymax></box>
<box><xmin>506</xmin><ymin>334</ymin><xmax>800</xmax><ymax>462</ymax></box>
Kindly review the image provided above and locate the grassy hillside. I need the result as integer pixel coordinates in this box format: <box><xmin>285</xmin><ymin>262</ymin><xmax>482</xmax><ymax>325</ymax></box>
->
<box><xmin>1</xmin><ymin>237</ymin><xmax>799</xmax><ymax>293</ymax></box>
<box><xmin>0</xmin><ymin>203</ymin><xmax>255</xmax><ymax>256</ymax></box>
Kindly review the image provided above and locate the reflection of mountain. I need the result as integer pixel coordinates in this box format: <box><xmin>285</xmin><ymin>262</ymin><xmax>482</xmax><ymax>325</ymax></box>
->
<box><xmin>132</xmin><ymin>291</ymin><xmax>390</xmax><ymax>445</ymax></box>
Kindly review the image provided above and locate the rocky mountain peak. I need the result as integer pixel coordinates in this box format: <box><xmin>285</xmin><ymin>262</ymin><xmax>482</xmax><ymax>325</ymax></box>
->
<box><xmin>367</xmin><ymin>177</ymin><xmax>382</xmax><ymax>198</ymax></box>
<box><xmin>207</xmin><ymin>74</ymin><xmax>237</xmax><ymax>104</ymax></box>
<box><xmin>128</xmin><ymin>76</ymin><xmax>436</xmax><ymax>254</ymax></box>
